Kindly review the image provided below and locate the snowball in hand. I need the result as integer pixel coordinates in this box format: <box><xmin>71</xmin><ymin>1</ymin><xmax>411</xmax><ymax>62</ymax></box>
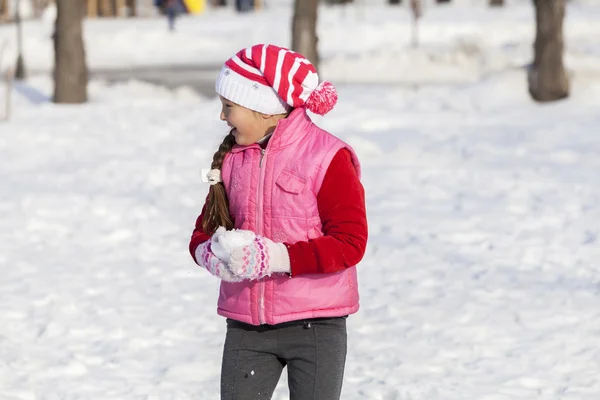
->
<box><xmin>211</xmin><ymin>227</ymin><xmax>256</xmax><ymax>264</ymax></box>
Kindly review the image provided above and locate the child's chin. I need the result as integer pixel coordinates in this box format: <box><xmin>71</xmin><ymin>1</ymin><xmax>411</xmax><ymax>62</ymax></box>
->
<box><xmin>234</xmin><ymin>136</ymin><xmax>251</xmax><ymax>146</ymax></box>
<box><xmin>231</xmin><ymin>129</ymin><xmax>243</xmax><ymax>145</ymax></box>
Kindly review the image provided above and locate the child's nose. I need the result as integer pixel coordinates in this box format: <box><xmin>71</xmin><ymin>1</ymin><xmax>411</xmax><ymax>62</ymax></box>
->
<box><xmin>220</xmin><ymin>111</ymin><xmax>226</xmax><ymax>121</ymax></box>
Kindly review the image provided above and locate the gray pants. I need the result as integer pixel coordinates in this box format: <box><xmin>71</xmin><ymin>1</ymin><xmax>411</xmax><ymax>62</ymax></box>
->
<box><xmin>221</xmin><ymin>317</ymin><xmax>348</xmax><ymax>400</ymax></box>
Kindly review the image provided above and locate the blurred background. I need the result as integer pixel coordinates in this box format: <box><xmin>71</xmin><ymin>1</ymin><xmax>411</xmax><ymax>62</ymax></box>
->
<box><xmin>1</xmin><ymin>1</ymin><xmax>599</xmax><ymax>399</ymax></box>
<box><xmin>1</xmin><ymin>0</ymin><xmax>596</xmax><ymax>102</ymax></box>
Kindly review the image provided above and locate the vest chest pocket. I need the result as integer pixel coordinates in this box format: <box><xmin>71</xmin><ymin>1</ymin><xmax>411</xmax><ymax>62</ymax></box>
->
<box><xmin>273</xmin><ymin>170</ymin><xmax>319</xmax><ymax>221</ymax></box>
<box><xmin>275</xmin><ymin>170</ymin><xmax>306</xmax><ymax>194</ymax></box>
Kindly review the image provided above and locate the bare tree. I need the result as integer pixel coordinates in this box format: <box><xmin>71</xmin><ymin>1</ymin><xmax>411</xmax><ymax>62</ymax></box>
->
<box><xmin>15</xmin><ymin>0</ymin><xmax>26</xmax><ymax>79</ymax></box>
<box><xmin>54</xmin><ymin>0</ymin><xmax>88</xmax><ymax>103</ymax></box>
<box><xmin>292</xmin><ymin>0</ymin><xmax>319</xmax><ymax>70</ymax></box>
<box><xmin>410</xmin><ymin>0</ymin><xmax>422</xmax><ymax>48</ymax></box>
<box><xmin>528</xmin><ymin>0</ymin><xmax>569</xmax><ymax>102</ymax></box>
<box><xmin>87</xmin><ymin>0</ymin><xmax>98</xmax><ymax>17</ymax></box>
<box><xmin>127</xmin><ymin>0</ymin><xmax>137</xmax><ymax>17</ymax></box>
<box><xmin>0</xmin><ymin>0</ymin><xmax>8</xmax><ymax>21</ymax></box>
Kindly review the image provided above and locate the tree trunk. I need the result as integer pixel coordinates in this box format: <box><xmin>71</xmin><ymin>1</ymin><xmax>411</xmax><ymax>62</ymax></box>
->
<box><xmin>115</xmin><ymin>0</ymin><xmax>126</xmax><ymax>16</ymax></box>
<box><xmin>490</xmin><ymin>0</ymin><xmax>504</xmax><ymax>6</ymax></box>
<box><xmin>292</xmin><ymin>0</ymin><xmax>319</xmax><ymax>70</ymax></box>
<box><xmin>126</xmin><ymin>0</ymin><xmax>136</xmax><ymax>16</ymax></box>
<box><xmin>410</xmin><ymin>0</ymin><xmax>422</xmax><ymax>48</ymax></box>
<box><xmin>54</xmin><ymin>0</ymin><xmax>88</xmax><ymax>104</ymax></box>
<box><xmin>528</xmin><ymin>0</ymin><xmax>569</xmax><ymax>102</ymax></box>
<box><xmin>15</xmin><ymin>0</ymin><xmax>26</xmax><ymax>80</ymax></box>
<box><xmin>88</xmin><ymin>0</ymin><xmax>98</xmax><ymax>17</ymax></box>
<box><xmin>100</xmin><ymin>0</ymin><xmax>113</xmax><ymax>16</ymax></box>
<box><xmin>0</xmin><ymin>0</ymin><xmax>8</xmax><ymax>21</ymax></box>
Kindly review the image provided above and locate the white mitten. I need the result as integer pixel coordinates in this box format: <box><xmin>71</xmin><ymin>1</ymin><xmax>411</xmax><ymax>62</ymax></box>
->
<box><xmin>211</xmin><ymin>228</ymin><xmax>291</xmax><ymax>280</ymax></box>
<box><xmin>194</xmin><ymin>239</ymin><xmax>244</xmax><ymax>283</ymax></box>
<box><xmin>229</xmin><ymin>235</ymin><xmax>291</xmax><ymax>280</ymax></box>
<box><xmin>211</xmin><ymin>227</ymin><xmax>256</xmax><ymax>264</ymax></box>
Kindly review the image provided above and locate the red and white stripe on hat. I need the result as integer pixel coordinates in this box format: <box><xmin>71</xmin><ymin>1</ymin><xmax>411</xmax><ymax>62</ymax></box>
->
<box><xmin>215</xmin><ymin>44</ymin><xmax>337</xmax><ymax>115</ymax></box>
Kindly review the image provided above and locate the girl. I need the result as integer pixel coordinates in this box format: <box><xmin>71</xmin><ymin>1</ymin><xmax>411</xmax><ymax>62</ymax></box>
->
<box><xmin>189</xmin><ymin>44</ymin><xmax>368</xmax><ymax>400</ymax></box>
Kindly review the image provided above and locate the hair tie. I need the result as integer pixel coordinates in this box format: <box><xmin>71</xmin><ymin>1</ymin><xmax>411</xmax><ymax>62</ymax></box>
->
<box><xmin>201</xmin><ymin>169</ymin><xmax>222</xmax><ymax>185</ymax></box>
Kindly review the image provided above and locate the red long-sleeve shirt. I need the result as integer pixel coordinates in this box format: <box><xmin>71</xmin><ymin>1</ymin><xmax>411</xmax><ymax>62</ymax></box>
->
<box><xmin>189</xmin><ymin>148</ymin><xmax>368</xmax><ymax>276</ymax></box>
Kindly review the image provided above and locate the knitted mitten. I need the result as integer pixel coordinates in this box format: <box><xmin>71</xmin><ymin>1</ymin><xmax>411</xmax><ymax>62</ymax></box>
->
<box><xmin>228</xmin><ymin>235</ymin><xmax>291</xmax><ymax>280</ymax></box>
<box><xmin>194</xmin><ymin>240</ymin><xmax>244</xmax><ymax>283</ymax></box>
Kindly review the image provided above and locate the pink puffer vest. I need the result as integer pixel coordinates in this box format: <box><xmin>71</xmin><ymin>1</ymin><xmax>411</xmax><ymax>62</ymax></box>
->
<box><xmin>219</xmin><ymin>108</ymin><xmax>361</xmax><ymax>325</ymax></box>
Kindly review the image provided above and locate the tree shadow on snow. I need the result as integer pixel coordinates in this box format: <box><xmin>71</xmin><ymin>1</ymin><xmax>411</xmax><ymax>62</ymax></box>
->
<box><xmin>13</xmin><ymin>81</ymin><xmax>51</xmax><ymax>105</ymax></box>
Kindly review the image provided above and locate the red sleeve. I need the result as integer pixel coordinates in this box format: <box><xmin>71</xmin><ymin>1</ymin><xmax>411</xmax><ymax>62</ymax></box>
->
<box><xmin>285</xmin><ymin>148</ymin><xmax>368</xmax><ymax>276</ymax></box>
<box><xmin>189</xmin><ymin>195</ymin><xmax>211</xmax><ymax>264</ymax></box>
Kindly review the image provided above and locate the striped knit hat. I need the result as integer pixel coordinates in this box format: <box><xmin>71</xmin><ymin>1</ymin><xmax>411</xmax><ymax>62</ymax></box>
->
<box><xmin>215</xmin><ymin>44</ymin><xmax>337</xmax><ymax>116</ymax></box>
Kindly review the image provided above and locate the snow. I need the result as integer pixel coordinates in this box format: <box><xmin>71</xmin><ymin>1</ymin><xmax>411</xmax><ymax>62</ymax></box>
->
<box><xmin>211</xmin><ymin>227</ymin><xmax>256</xmax><ymax>264</ymax></box>
<box><xmin>1</xmin><ymin>1</ymin><xmax>600</xmax><ymax>399</ymax></box>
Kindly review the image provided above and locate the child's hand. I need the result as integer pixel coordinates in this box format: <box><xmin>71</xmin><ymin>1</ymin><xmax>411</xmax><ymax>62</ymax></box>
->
<box><xmin>210</xmin><ymin>227</ymin><xmax>291</xmax><ymax>280</ymax></box>
<box><xmin>228</xmin><ymin>235</ymin><xmax>291</xmax><ymax>280</ymax></box>
<box><xmin>194</xmin><ymin>240</ymin><xmax>244</xmax><ymax>283</ymax></box>
<box><xmin>211</xmin><ymin>227</ymin><xmax>256</xmax><ymax>264</ymax></box>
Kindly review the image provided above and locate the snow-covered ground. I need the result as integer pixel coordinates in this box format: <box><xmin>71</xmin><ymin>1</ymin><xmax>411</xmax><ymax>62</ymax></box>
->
<box><xmin>1</xmin><ymin>1</ymin><xmax>600</xmax><ymax>400</ymax></box>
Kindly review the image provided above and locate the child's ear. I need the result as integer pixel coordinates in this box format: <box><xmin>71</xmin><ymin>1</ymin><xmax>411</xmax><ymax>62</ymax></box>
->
<box><xmin>261</xmin><ymin>113</ymin><xmax>272</xmax><ymax>120</ymax></box>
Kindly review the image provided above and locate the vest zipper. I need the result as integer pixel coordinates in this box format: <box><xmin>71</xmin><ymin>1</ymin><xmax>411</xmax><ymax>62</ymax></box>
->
<box><xmin>257</xmin><ymin>148</ymin><xmax>267</xmax><ymax>324</ymax></box>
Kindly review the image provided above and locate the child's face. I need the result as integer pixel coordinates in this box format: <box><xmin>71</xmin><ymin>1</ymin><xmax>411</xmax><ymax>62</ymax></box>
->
<box><xmin>219</xmin><ymin>97</ymin><xmax>265</xmax><ymax>146</ymax></box>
